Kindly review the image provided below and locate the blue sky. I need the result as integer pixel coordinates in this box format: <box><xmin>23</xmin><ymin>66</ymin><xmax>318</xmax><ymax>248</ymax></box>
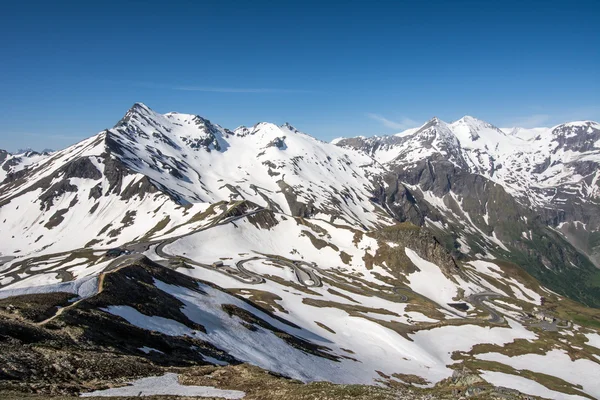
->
<box><xmin>1</xmin><ymin>0</ymin><xmax>599</xmax><ymax>151</ymax></box>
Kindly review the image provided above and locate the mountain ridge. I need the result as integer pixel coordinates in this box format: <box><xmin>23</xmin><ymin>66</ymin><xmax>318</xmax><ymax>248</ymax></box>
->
<box><xmin>2</xmin><ymin>103</ymin><xmax>600</xmax><ymax>399</ymax></box>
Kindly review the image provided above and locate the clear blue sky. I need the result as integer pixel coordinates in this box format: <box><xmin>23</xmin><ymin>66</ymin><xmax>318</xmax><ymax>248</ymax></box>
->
<box><xmin>1</xmin><ymin>0</ymin><xmax>599</xmax><ymax>151</ymax></box>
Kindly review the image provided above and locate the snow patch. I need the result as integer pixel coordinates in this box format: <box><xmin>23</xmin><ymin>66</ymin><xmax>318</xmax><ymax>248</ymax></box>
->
<box><xmin>80</xmin><ymin>373</ymin><xmax>245</xmax><ymax>398</ymax></box>
<box><xmin>480</xmin><ymin>371</ymin><xmax>586</xmax><ymax>400</ymax></box>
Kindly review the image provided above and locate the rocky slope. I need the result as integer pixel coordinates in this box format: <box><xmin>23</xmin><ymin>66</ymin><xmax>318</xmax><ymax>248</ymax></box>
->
<box><xmin>0</xmin><ymin>103</ymin><xmax>390</xmax><ymax>258</ymax></box>
<box><xmin>336</xmin><ymin>116</ymin><xmax>600</xmax><ymax>307</ymax></box>
<box><xmin>0</xmin><ymin>257</ymin><xmax>575</xmax><ymax>400</ymax></box>
<box><xmin>1</xmin><ymin>104</ymin><xmax>600</xmax><ymax>399</ymax></box>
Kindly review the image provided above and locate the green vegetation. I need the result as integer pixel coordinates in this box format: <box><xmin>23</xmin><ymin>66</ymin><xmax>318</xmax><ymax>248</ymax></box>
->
<box><xmin>504</xmin><ymin>227</ymin><xmax>600</xmax><ymax>308</ymax></box>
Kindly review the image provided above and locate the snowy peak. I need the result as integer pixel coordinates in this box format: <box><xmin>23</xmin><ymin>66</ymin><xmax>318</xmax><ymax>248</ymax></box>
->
<box><xmin>0</xmin><ymin>147</ymin><xmax>53</xmax><ymax>184</ymax></box>
<box><xmin>281</xmin><ymin>122</ymin><xmax>300</xmax><ymax>133</ymax></box>
<box><xmin>115</xmin><ymin>102</ymin><xmax>157</xmax><ymax>130</ymax></box>
<box><xmin>112</xmin><ymin>103</ymin><xmax>313</xmax><ymax>154</ymax></box>
<box><xmin>450</xmin><ymin>116</ymin><xmax>505</xmax><ymax>142</ymax></box>
<box><xmin>335</xmin><ymin>115</ymin><xmax>600</xmax><ymax>207</ymax></box>
<box><xmin>452</xmin><ymin>115</ymin><xmax>496</xmax><ymax>129</ymax></box>
<box><xmin>110</xmin><ymin>103</ymin><xmax>230</xmax><ymax>159</ymax></box>
<box><xmin>409</xmin><ymin>117</ymin><xmax>461</xmax><ymax>159</ymax></box>
<box><xmin>0</xmin><ymin>103</ymin><xmax>389</xmax><ymax>257</ymax></box>
<box><xmin>556</xmin><ymin>120</ymin><xmax>599</xmax><ymax>129</ymax></box>
<box><xmin>417</xmin><ymin>117</ymin><xmax>457</xmax><ymax>140</ymax></box>
<box><xmin>114</xmin><ymin>103</ymin><xmax>311</xmax><ymax>153</ymax></box>
<box><xmin>550</xmin><ymin>120</ymin><xmax>600</xmax><ymax>153</ymax></box>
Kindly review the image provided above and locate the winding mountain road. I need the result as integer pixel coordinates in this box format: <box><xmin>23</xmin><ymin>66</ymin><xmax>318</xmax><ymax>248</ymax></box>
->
<box><xmin>37</xmin><ymin>255</ymin><xmax>145</xmax><ymax>326</ymax></box>
<box><xmin>467</xmin><ymin>291</ymin><xmax>504</xmax><ymax>324</ymax></box>
<box><xmin>2</xmin><ymin>206</ymin><xmax>507</xmax><ymax>327</ymax></box>
<box><xmin>390</xmin><ymin>287</ymin><xmax>410</xmax><ymax>302</ymax></box>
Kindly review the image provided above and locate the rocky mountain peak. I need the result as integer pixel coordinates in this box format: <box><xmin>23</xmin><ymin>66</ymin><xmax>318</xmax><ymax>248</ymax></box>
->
<box><xmin>550</xmin><ymin>120</ymin><xmax>600</xmax><ymax>153</ymax></box>
<box><xmin>452</xmin><ymin>115</ymin><xmax>500</xmax><ymax>131</ymax></box>
<box><xmin>120</xmin><ymin>102</ymin><xmax>154</xmax><ymax>121</ymax></box>
<box><xmin>414</xmin><ymin>117</ymin><xmax>460</xmax><ymax>149</ymax></box>
<box><xmin>130</xmin><ymin>101</ymin><xmax>152</xmax><ymax>113</ymax></box>
<box><xmin>0</xmin><ymin>149</ymin><xmax>9</xmax><ymax>163</ymax></box>
<box><xmin>281</xmin><ymin>122</ymin><xmax>299</xmax><ymax>133</ymax></box>
<box><xmin>552</xmin><ymin>120</ymin><xmax>600</xmax><ymax>136</ymax></box>
<box><xmin>450</xmin><ymin>115</ymin><xmax>506</xmax><ymax>143</ymax></box>
<box><xmin>233</xmin><ymin>125</ymin><xmax>252</xmax><ymax>137</ymax></box>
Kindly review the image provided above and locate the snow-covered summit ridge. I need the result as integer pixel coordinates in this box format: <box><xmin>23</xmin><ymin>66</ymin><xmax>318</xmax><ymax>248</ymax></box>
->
<box><xmin>336</xmin><ymin>114</ymin><xmax>600</xmax><ymax>204</ymax></box>
<box><xmin>0</xmin><ymin>103</ymin><xmax>390</xmax><ymax>257</ymax></box>
<box><xmin>106</xmin><ymin>103</ymin><xmax>386</xmax><ymax>226</ymax></box>
<box><xmin>385</xmin><ymin>115</ymin><xmax>599</xmax><ymax>144</ymax></box>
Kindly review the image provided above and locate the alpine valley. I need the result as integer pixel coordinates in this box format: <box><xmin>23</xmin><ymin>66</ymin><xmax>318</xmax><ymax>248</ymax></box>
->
<box><xmin>1</xmin><ymin>103</ymin><xmax>600</xmax><ymax>400</ymax></box>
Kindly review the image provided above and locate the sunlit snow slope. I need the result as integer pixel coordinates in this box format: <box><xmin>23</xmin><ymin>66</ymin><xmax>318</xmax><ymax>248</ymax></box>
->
<box><xmin>1</xmin><ymin>104</ymin><xmax>600</xmax><ymax>400</ymax></box>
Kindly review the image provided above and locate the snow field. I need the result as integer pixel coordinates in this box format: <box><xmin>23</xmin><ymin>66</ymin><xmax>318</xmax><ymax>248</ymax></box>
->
<box><xmin>80</xmin><ymin>373</ymin><xmax>245</xmax><ymax>398</ymax></box>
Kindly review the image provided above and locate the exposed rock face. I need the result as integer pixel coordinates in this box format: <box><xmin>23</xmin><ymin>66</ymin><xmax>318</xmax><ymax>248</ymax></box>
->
<box><xmin>551</xmin><ymin>121</ymin><xmax>600</xmax><ymax>153</ymax></box>
<box><xmin>39</xmin><ymin>180</ymin><xmax>78</xmax><ymax>211</ymax></box>
<box><xmin>277</xmin><ymin>180</ymin><xmax>316</xmax><ymax>218</ymax></box>
<box><xmin>0</xmin><ymin>149</ymin><xmax>8</xmax><ymax>164</ymax></box>
<box><xmin>0</xmin><ymin>257</ymin><xmax>341</xmax><ymax>395</ymax></box>
<box><xmin>337</xmin><ymin>117</ymin><xmax>600</xmax><ymax>306</ymax></box>
<box><xmin>336</xmin><ymin>135</ymin><xmax>405</xmax><ymax>158</ymax></box>
<box><xmin>372</xmin><ymin>180</ymin><xmax>424</xmax><ymax>226</ymax></box>
<box><xmin>102</xmin><ymin>154</ymin><xmax>133</xmax><ymax>196</ymax></box>
<box><xmin>450</xmin><ymin>367</ymin><xmax>485</xmax><ymax>386</ymax></box>
<box><xmin>266</xmin><ymin>136</ymin><xmax>287</xmax><ymax>149</ymax></box>
<box><xmin>373</xmin><ymin>223</ymin><xmax>459</xmax><ymax>276</ymax></box>
<box><xmin>57</xmin><ymin>157</ymin><xmax>102</xmax><ymax>180</ymax></box>
<box><xmin>247</xmin><ymin>209</ymin><xmax>280</xmax><ymax>230</ymax></box>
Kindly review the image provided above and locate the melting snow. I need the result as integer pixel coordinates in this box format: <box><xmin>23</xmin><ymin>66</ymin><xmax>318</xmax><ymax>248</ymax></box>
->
<box><xmin>404</xmin><ymin>248</ymin><xmax>459</xmax><ymax>311</ymax></box>
<box><xmin>0</xmin><ymin>274</ymin><xmax>98</xmax><ymax>300</ymax></box>
<box><xmin>480</xmin><ymin>371</ymin><xmax>587</xmax><ymax>400</ymax></box>
<box><xmin>584</xmin><ymin>332</ymin><xmax>600</xmax><ymax>350</ymax></box>
<box><xmin>477</xmin><ymin>349</ymin><xmax>600</xmax><ymax>399</ymax></box>
<box><xmin>80</xmin><ymin>373</ymin><xmax>245</xmax><ymax>398</ymax></box>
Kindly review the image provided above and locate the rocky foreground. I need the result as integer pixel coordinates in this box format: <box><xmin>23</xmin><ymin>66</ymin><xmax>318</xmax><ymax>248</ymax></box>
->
<box><xmin>0</xmin><ymin>259</ymin><xmax>539</xmax><ymax>400</ymax></box>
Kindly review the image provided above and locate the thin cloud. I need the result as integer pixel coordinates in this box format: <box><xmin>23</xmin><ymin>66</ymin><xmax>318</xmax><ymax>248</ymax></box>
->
<box><xmin>175</xmin><ymin>86</ymin><xmax>313</xmax><ymax>93</ymax></box>
<box><xmin>561</xmin><ymin>105</ymin><xmax>600</xmax><ymax>123</ymax></box>
<box><xmin>133</xmin><ymin>81</ymin><xmax>314</xmax><ymax>94</ymax></box>
<box><xmin>22</xmin><ymin>132</ymin><xmax>82</xmax><ymax>140</ymax></box>
<box><xmin>506</xmin><ymin>106</ymin><xmax>600</xmax><ymax>128</ymax></box>
<box><xmin>367</xmin><ymin>113</ymin><xmax>419</xmax><ymax>130</ymax></box>
<box><xmin>508</xmin><ymin>114</ymin><xmax>551</xmax><ymax>128</ymax></box>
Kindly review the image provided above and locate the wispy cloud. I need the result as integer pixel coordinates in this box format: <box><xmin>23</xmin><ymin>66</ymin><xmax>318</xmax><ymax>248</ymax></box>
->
<box><xmin>561</xmin><ymin>105</ymin><xmax>600</xmax><ymax>123</ymax></box>
<box><xmin>367</xmin><ymin>113</ymin><xmax>419</xmax><ymax>130</ymax></box>
<box><xmin>504</xmin><ymin>105</ymin><xmax>600</xmax><ymax>128</ymax></box>
<box><xmin>176</xmin><ymin>86</ymin><xmax>312</xmax><ymax>93</ymax></box>
<box><xmin>508</xmin><ymin>114</ymin><xmax>551</xmax><ymax>128</ymax></box>
<box><xmin>22</xmin><ymin>132</ymin><xmax>83</xmax><ymax>140</ymax></box>
<box><xmin>132</xmin><ymin>81</ymin><xmax>314</xmax><ymax>94</ymax></box>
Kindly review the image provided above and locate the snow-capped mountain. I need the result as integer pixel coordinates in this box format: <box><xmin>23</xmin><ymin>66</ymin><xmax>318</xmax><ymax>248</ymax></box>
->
<box><xmin>0</xmin><ymin>148</ymin><xmax>52</xmax><ymax>184</ymax></box>
<box><xmin>339</xmin><ymin>116</ymin><xmax>600</xmax><ymax>206</ymax></box>
<box><xmin>0</xmin><ymin>103</ymin><xmax>391</xmax><ymax>257</ymax></box>
<box><xmin>1</xmin><ymin>104</ymin><xmax>600</xmax><ymax>400</ymax></box>
<box><xmin>109</xmin><ymin>103</ymin><xmax>387</xmax><ymax>226</ymax></box>
<box><xmin>336</xmin><ymin>116</ymin><xmax>600</xmax><ymax>307</ymax></box>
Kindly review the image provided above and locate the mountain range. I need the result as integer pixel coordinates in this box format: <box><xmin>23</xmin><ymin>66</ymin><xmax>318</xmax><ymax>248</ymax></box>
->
<box><xmin>1</xmin><ymin>103</ymin><xmax>600</xmax><ymax>399</ymax></box>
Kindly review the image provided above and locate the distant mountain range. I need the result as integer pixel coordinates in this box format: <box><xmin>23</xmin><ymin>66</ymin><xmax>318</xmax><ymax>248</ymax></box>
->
<box><xmin>14</xmin><ymin>148</ymin><xmax>54</xmax><ymax>155</ymax></box>
<box><xmin>336</xmin><ymin>115</ymin><xmax>600</xmax><ymax>306</ymax></box>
